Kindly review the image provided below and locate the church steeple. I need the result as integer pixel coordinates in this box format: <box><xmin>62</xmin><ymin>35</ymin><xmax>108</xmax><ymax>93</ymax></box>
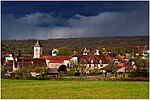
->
<box><xmin>34</xmin><ymin>40</ymin><xmax>43</xmax><ymax>47</ymax></box>
<box><xmin>33</xmin><ymin>40</ymin><xmax>43</xmax><ymax>58</ymax></box>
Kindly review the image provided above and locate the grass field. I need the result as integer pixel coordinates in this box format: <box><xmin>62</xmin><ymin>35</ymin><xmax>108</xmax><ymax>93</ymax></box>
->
<box><xmin>1</xmin><ymin>79</ymin><xmax>149</xmax><ymax>99</ymax></box>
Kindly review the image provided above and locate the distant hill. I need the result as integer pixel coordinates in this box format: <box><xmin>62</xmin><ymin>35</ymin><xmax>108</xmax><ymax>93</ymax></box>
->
<box><xmin>1</xmin><ymin>36</ymin><xmax>149</xmax><ymax>56</ymax></box>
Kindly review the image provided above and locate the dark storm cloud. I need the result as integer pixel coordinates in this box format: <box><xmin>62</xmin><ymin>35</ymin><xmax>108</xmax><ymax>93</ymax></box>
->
<box><xmin>1</xmin><ymin>1</ymin><xmax>149</xmax><ymax>40</ymax></box>
<box><xmin>2</xmin><ymin>2</ymin><xmax>147</xmax><ymax>16</ymax></box>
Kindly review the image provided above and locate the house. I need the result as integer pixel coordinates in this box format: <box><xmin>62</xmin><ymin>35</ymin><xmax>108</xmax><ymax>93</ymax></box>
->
<box><xmin>78</xmin><ymin>55</ymin><xmax>109</xmax><ymax>73</ymax></box>
<box><xmin>94</xmin><ymin>50</ymin><xmax>100</xmax><ymax>55</ymax></box>
<box><xmin>12</xmin><ymin>57</ymin><xmax>47</xmax><ymax>72</ymax></box>
<box><xmin>131</xmin><ymin>45</ymin><xmax>149</xmax><ymax>55</ymax></box>
<box><xmin>124</xmin><ymin>60</ymin><xmax>137</xmax><ymax>71</ymax></box>
<box><xmin>83</xmin><ymin>48</ymin><xmax>90</xmax><ymax>55</ymax></box>
<box><xmin>4</xmin><ymin>53</ymin><xmax>14</xmax><ymax>63</ymax></box>
<box><xmin>100</xmin><ymin>62</ymin><xmax>125</xmax><ymax>73</ymax></box>
<box><xmin>142</xmin><ymin>50</ymin><xmax>150</xmax><ymax>57</ymax></box>
<box><xmin>41</xmin><ymin>56</ymin><xmax>73</xmax><ymax>69</ymax></box>
<box><xmin>52</xmin><ymin>48</ymin><xmax>58</xmax><ymax>56</ymax></box>
<box><xmin>117</xmin><ymin>54</ymin><xmax>126</xmax><ymax>59</ymax></box>
<box><xmin>116</xmin><ymin>63</ymin><xmax>125</xmax><ymax>72</ymax></box>
<box><xmin>108</xmin><ymin>53</ymin><xmax>118</xmax><ymax>60</ymax></box>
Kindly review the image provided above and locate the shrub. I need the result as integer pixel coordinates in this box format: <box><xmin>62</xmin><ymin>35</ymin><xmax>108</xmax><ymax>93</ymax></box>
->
<box><xmin>36</xmin><ymin>76</ymin><xmax>44</xmax><ymax>80</ymax></box>
<box><xmin>58</xmin><ymin>65</ymin><xmax>67</xmax><ymax>72</ymax></box>
<box><xmin>119</xmin><ymin>77</ymin><xmax>149</xmax><ymax>82</ymax></box>
<box><xmin>1</xmin><ymin>66</ymin><xmax>12</xmax><ymax>78</ymax></box>
<box><xmin>129</xmin><ymin>69</ymin><xmax>149</xmax><ymax>78</ymax></box>
<box><xmin>58</xmin><ymin>71</ymin><xmax>67</xmax><ymax>77</ymax></box>
<box><xmin>66</xmin><ymin>71</ymin><xmax>74</xmax><ymax>76</ymax></box>
<box><xmin>74</xmin><ymin>71</ymin><xmax>80</xmax><ymax>76</ymax></box>
<box><xmin>16</xmin><ymin>68</ymin><xmax>31</xmax><ymax>79</ymax></box>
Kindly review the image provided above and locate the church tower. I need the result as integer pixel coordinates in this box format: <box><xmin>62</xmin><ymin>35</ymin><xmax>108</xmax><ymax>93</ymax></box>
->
<box><xmin>33</xmin><ymin>40</ymin><xmax>43</xmax><ymax>58</ymax></box>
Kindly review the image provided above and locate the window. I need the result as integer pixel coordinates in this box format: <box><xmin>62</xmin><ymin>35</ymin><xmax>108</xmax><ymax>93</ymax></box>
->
<box><xmin>89</xmin><ymin>64</ymin><xmax>91</xmax><ymax>67</ymax></box>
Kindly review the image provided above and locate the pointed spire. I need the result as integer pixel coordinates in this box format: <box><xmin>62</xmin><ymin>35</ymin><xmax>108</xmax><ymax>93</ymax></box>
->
<box><xmin>34</xmin><ymin>40</ymin><xmax>42</xmax><ymax>47</ymax></box>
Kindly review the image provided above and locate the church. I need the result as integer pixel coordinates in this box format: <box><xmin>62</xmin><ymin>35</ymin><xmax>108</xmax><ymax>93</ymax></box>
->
<box><xmin>33</xmin><ymin>40</ymin><xmax>78</xmax><ymax>69</ymax></box>
<box><xmin>6</xmin><ymin>40</ymin><xmax>78</xmax><ymax>72</ymax></box>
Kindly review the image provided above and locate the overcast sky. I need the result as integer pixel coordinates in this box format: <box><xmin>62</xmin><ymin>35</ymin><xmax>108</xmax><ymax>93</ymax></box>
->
<box><xmin>2</xmin><ymin>1</ymin><xmax>149</xmax><ymax>40</ymax></box>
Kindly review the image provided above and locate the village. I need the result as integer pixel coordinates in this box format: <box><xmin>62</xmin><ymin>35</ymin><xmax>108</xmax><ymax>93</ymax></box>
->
<box><xmin>1</xmin><ymin>40</ymin><xmax>149</xmax><ymax>80</ymax></box>
<box><xmin>1</xmin><ymin>1</ymin><xmax>149</xmax><ymax>99</ymax></box>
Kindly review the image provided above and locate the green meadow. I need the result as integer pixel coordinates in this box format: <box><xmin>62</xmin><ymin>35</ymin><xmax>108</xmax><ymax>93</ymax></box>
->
<box><xmin>1</xmin><ymin>79</ymin><xmax>149</xmax><ymax>99</ymax></box>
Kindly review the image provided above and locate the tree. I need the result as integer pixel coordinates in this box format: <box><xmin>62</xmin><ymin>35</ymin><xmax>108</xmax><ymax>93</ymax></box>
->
<box><xmin>124</xmin><ymin>61</ymin><xmax>132</xmax><ymax>77</ymax></box>
<box><xmin>1</xmin><ymin>65</ymin><xmax>12</xmax><ymax>77</ymax></box>
<box><xmin>106</xmin><ymin>59</ymin><xmax>118</xmax><ymax>77</ymax></box>
<box><xmin>58</xmin><ymin>65</ymin><xmax>67</xmax><ymax>72</ymax></box>
<box><xmin>134</xmin><ymin>57</ymin><xmax>148</xmax><ymax>70</ymax></box>
<box><xmin>68</xmin><ymin>60</ymin><xmax>79</xmax><ymax>76</ymax></box>
<box><xmin>1</xmin><ymin>44</ymin><xmax>6</xmax><ymax>55</ymax></box>
<box><xmin>16</xmin><ymin>67</ymin><xmax>31</xmax><ymax>79</ymax></box>
<box><xmin>129</xmin><ymin>57</ymin><xmax>149</xmax><ymax>78</ymax></box>
<box><xmin>79</xmin><ymin>59</ymin><xmax>87</xmax><ymax>75</ymax></box>
<box><xmin>57</xmin><ymin>46</ymin><xmax>72</xmax><ymax>56</ymax></box>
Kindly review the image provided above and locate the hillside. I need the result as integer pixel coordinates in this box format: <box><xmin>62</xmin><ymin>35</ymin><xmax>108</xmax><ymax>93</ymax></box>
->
<box><xmin>1</xmin><ymin>36</ymin><xmax>149</xmax><ymax>56</ymax></box>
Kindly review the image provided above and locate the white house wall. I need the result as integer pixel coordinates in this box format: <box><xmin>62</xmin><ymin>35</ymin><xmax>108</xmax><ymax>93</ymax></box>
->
<box><xmin>98</xmin><ymin>64</ymin><xmax>108</xmax><ymax>69</ymax></box>
<box><xmin>5</xmin><ymin>57</ymin><xmax>14</xmax><ymax>62</ymax></box>
<box><xmin>117</xmin><ymin>67</ymin><xmax>125</xmax><ymax>72</ymax></box>
<box><xmin>46</xmin><ymin>60</ymin><xmax>50</xmax><ymax>67</ymax></box>
<box><xmin>34</xmin><ymin>47</ymin><xmax>42</xmax><ymax>58</ymax></box>
<box><xmin>63</xmin><ymin>60</ymin><xmax>70</xmax><ymax>66</ymax></box>
<box><xmin>71</xmin><ymin>57</ymin><xmax>78</xmax><ymax>63</ymax></box>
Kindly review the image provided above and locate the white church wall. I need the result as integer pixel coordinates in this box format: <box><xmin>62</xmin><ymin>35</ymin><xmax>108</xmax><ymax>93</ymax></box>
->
<box><xmin>34</xmin><ymin>47</ymin><xmax>42</xmax><ymax>58</ymax></box>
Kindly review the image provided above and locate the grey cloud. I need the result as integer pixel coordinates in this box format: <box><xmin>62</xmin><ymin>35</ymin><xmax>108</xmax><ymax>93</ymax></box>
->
<box><xmin>19</xmin><ymin>13</ymin><xmax>65</xmax><ymax>27</ymax></box>
<box><xmin>2</xmin><ymin>10</ymin><xmax>148</xmax><ymax>40</ymax></box>
<box><xmin>68</xmin><ymin>10</ymin><xmax>148</xmax><ymax>36</ymax></box>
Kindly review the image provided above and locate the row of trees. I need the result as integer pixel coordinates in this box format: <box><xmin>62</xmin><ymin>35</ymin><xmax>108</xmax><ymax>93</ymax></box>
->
<box><xmin>2</xmin><ymin>36</ymin><xmax>148</xmax><ymax>55</ymax></box>
<box><xmin>1</xmin><ymin>44</ymin><xmax>148</xmax><ymax>56</ymax></box>
<box><xmin>50</xmin><ymin>46</ymin><xmax>140</xmax><ymax>56</ymax></box>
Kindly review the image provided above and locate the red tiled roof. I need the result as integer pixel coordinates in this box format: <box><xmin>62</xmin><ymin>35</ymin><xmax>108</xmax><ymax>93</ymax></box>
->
<box><xmin>4</xmin><ymin>53</ymin><xmax>11</xmax><ymax>57</ymax></box>
<box><xmin>119</xmin><ymin>55</ymin><xmax>125</xmax><ymax>59</ymax></box>
<box><xmin>33</xmin><ymin>58</ymin><xmax>46</xmax><ymax>67</ymax></box>
<box><xmin>49</xmin><ymin>60</ymin><xmax>63</xmax><ymax>63</ymax></box>
<box><xmin>108</xmin><ymin>53</ymin><xmax>117</xmax><ymax>59</ymax></box>
<box><xmin>18</xmin><ymin>58</ymin><xmax>33</xmax><ymax>62</ymax></box>
<box><xmin>17</xmin><ymin>57</ymin><xmax>46</xmax><ymax>67</ymax></box>
<box><xmin>117</xmin><ymin>63</ymin><xmax>125</xmax><ymax>69</ymax></box>
<box><xmin>101</xmin><ymin>63</ymin><xmax>125</xmax><ymax>70</ymax></box>
<box><xmin>18</xmin><ymin>62</ymin><xmax>33</xmax><ymax>68</ymax></box>
<box><xmin>42</xmin><ymin>56</ymin><xmax>72</xmax><ymax>63</ymax></box>
<box><xmin>102</xmin><ymin>52</ymin><xmax>109</xmax><ymax>55</ymax></box>
<box><xmin>41</xmin><ymin>56</ymin><xmax>52</xmax><ymax>60</ymax></box>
